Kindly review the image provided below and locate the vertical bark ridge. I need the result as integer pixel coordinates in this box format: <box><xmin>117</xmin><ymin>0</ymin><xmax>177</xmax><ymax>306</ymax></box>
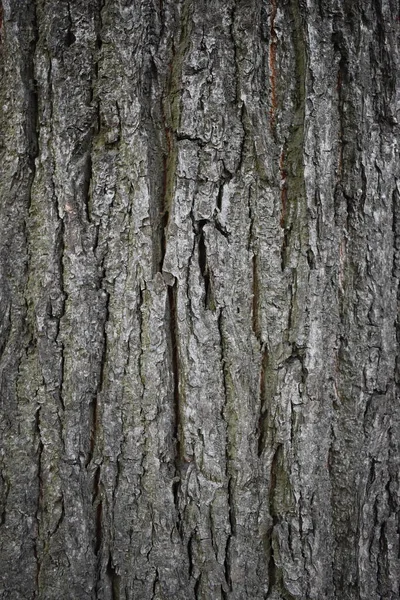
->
<box><xmin>328</xmin><ymin>2</ymin><xmax>400</xmax><ymax>598</ymax></box>
<box><xmin>161</xmin><ymin>0</ymin><xmax>193</xmax><ymax>272</ymax></box>
<box><xmin>26</xmin><ymin>1</ymin><xmax>41</xmax><ymax>591</ymax></box>
<box><xmin>0</xmin><ymin>1</ymin><xmax>42</xmax><ymax>597</ymax></box>
<box><xmin>269</xmin><ymin>0</ymin><xmax>278</xmax><ymax>131</ymax></box>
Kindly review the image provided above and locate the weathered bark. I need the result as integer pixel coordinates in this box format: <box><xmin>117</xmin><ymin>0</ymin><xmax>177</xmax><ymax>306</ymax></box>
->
<box><xmin>0</xmin><ymin>0</ymin><xmax>399</xmax><ymax>598</ymax></box>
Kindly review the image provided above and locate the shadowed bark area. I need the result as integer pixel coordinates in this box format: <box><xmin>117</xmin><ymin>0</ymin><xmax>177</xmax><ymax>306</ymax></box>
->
<box><xmin>0</xmin><ymin>1</ymin><xmax>399</xmax><ymax>599</ymax></box>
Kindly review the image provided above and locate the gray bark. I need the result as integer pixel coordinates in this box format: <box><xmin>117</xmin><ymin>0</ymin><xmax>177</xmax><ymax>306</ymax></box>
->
<box><xmin>0</xmin><ymin>0</ymin><xmax>399</xmax><ymax>599</ymax></box>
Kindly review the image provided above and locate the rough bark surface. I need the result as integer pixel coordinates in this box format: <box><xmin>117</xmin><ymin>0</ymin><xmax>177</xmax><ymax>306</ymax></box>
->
<box><xmin>0</xmin><ymin>1</ymin><xmax>399</xmax><ymax>599</ymax></box>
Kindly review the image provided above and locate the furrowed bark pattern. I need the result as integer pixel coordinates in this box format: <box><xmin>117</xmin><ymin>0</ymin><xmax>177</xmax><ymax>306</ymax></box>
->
<box><xmin>0</xmin><ymin>1</ymin><xmax>399</xmax><ymax>599</ymax></box>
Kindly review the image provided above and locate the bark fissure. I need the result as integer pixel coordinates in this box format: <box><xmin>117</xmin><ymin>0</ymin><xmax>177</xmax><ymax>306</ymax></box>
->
<box><xmin>252</xmin><ymin>253</ymin><xmax>261</xmax><ymax>341</ymax></box>
<box><xmin>107</xmin><ymin>552</ymin><xmax>121</xmax><ymax>600</ymax></box>
<box><xmin>168</xmin><ymin>280</ymin><xmax>184</xmax><ymax>538</ymax></box>
<box><xmin>25</xmin><ymin>4</ymin><xmax>42</xmax><ymax>593</ymax></box>
<box><xmin>93</xmin><ymin>465</ymin><xmax>103</xmax><ymax>556</ymax></box>
<box><xmin>197</xmin><ymin>220</ymin><xmax>215</xmax><ymax>311</ymax></box>
<box><xmin>266</xmin><ymin>444</ymin><xmax>281</xmax><ymax>598</ymax></box>
<box><xmin>257</xmin><ymin>346</ymin><xmax>270</xmax><ymax>458</ymax></box>
<box><xmin>34</xmin><ymin>404</ymin><xmax>44</xmax><ymax>596</ymax></box>
<box><xmin>217</xmin><ymin>310</ymin><xmax>235</xmax><ymax>594</ymax></box>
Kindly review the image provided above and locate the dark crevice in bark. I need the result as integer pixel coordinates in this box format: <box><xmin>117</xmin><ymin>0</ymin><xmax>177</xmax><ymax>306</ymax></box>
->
<box><xmin>247</xmin><ymin>184</ymin><xmax>255</xmax><ymax>253</ymax></box>
<box><xmin>151</xmin><ymin>568</ymin><xmax>160</xmax><ymax>600</ymax></box>
<box><xmin>172</xmin><ymin>475</ymin><xmax>182</xmax><ymax>538</ymax></box>
<box><xmin>218</xmin><ymin>310</ymin><xmax>235</xmax><ymax>594</ymax></box>
<box><xmin>395</xmin><ymin>184</ymin><xmax>400</xmax><ymax>456</ymax></box>
<box><xmin>0</xmin><ymin>472</ymin><xmax>9</xmax><ymax>526</ymax></box>
<box><xmin>56</xmin><ymin>224</ymin><xmax>68</xmax><ymax>418</ymax></box>
<box><xmin>306</xmin><ymin>247</ymin><xmax>316</xmax><ymax>270</ymax></box>
<box><xmin>257</xmin><ymin>347</ymin><xmax>269</xmax><ymax>457</ymax></box>
<box><xmin>367</xmin><ymin>456</ymin><xmax>377</xmax><ymax>492</ymax></box>
<box><xmin>34</xmin><ymin>404</ymin><xmax>44</xmax><ymax>594</ymax></box>
<box><xmin>87</xmin><ymin>287</ymin><xmax>109</xmax><ymax>470</ymax></box>
<box><xmin>87</xmin><ymin>397</ymin><xmax>99</xmax><ymax>470</ymax></box>
<box><xmin>280</xmin><ymin>227</ymin><xmax>292</xmax><ymax>272</ymax></box>
<box><xmin>21</xmin><ymin>10</ymin><xmax>40</xmax><ymax>330</ymax></box>
<box><xmin>159</xmin><ymin>92</ymin><xmax>175</xmax><ymax>273</ymax></box>
<box><xmin>48</xmin><ymin>36</ymin><xmax>68</xmax><ymax>439</ymax></box>
<box><xmin>80</xmin><ymin>152</ymin><xmax>93</xmax><ymax>225</ymax></box>
<box><xmin>146</xmin><ymin>62</ymin><xmax>166</xmax><ymax>276</ymax></box>
<box><xmin>214</xmin><ymin>217</ymin><xmax>231</xmax><ymax>241</ymax></box>
<box><xmin>392</xmin><ymin>186</ymin><xmax>400</xmax><ymax>279</ymax></box>
<box><xmin>0</xmin><ymin>294</ymin><xmax>11</xmax><ymax>363</ymax></box>
<box><xmin>187</xmin><ymin>534</ymin><xmax>194</xmax><ymax>577</ymax></box>
<box><xmin>266</xmin><ymin>445</ymin><xmax>280</xmax><ymax>598</ymax></box>
<box><xmin>298</xmin><ymin>497</ymin><xmax>311</xmax><ymax>599</ymax></box>
<box><xmin>65</xmin><ymin>2</ymin><xmax>75</xmax><ymax>47</ymax></box>
<box><xmin>25</xmin><ymin>6</ymin><xmax>39</xmax><ymax>166</ymax></box>
<box><xmin>225</xmin><ymin>476</ymin><xmax>235</xmax><ymax>590</ymax></box>
<box><xmin>289</xmin><ymin>342</ymin><xmax>307</xmax><ymax>382</ymax></box>
<box><xmin>392</xmin><ymin>179</ymin><xmax>400</xmax><ymax>600</ymax></box>
<box><xmin>236</xmin><ymin>103</ymin><xmax>247</xmax><ymax>175</ymax></box>
<box><xmin>93</xmin><ymin>465</ymin><xmax>103</xmax><ymax>556</ymax></box>
<box><xmin>279</xmin><ymin>148</ymin><xmax>290</xmax><ymax>271</ymax></box>
<box><xmin>279</xmin><ymin>163</ymin><xmax>297</xmax><ymax>270</ymax></box>
<box><xmin>194</xmin><ymin>574</ymin><xmax>201</xmax><ymax>600</ymax></box>
<box><xmin>266</xmin><ymin>526</ymin><xmax>277</xmax><ymax>597</ymax></box>
<box><xmin>107</xmin><ymin>552</ymin><xmax>121</xmax><ymax>600</ymax></box>
<box><xmin>197</xmin><ymin>221</ymin><xmax>208</xmax><ymax>284</ymax></box>
<box><xmin>197</xmin><ymin>220</ymin><xmax>215</xmax><ymax>310</ymax></box>
<box><xmin>138</xmin><ymin>285</ymin><xmax>145</xmax><ymax>392</ymax></box>
<box><xmin>269</xmin><ymin>444</ymin><xmax>282</xmax><ymax>519</ymax></box>
<box><xmin>214</xmin><ymin>168</ymin><xmax>233</xmax><ymax>236</ymax></box>
<box><xmin>252</xmin><ymin>253</ymin><xmax>261</xmax><ymax>340</ymax></box>
<box><xmin>24</xmin><ymin>4</ymin><xmax>41</xmax><ymax>593</ymax></box>
<box><xmin>168</xmin><ymin>281</ymin><xmax>181</xmax><ymax>457</ymax></box>
<box><xmin>279</xmin><ymin>149</ymin><xmax>288</xmax><ymax>229</ymax></box>
<box><xmin>216</xmin><ymin>181</ymin><xmax>224</xmax><ymax>212</ymax></box>
<box><xmin>377</xmin><ymin>522</ymin><xmax>389</xmax><ymax>599</ymax></box>
<box><xmin>95</xmin><ymin>0</ymin><xmax>105</xmax><ymax>75</ymax></box>
<box><xmin>209</xmin><ymin>510</ymin><xmax>222</xmax><ymax>587</ymax></box>
<box><xmin>229</xmin><ymin>0</ymin><xmax>241</xmax><ymax>106</ymax></box>
<box><xmin>90</xmin><ymin>275</ymin><xmax>109</xmax><ymax>582</ymax></box>
<box><xmin>286</xmin><ymin>277</ymin><xmax>295</xmax><ymax>335</ymax></box>
<box><xmin>266</xmin><ymin>444</ymin><xmax>297</xmax><ymax>600</ymax></box>
<box><xmin>168</xmin><ymin>280</ymin><xmax>183</xmax><ymax>538</ymax></box>
<box><xmin>327</xmin><ymin>426</ymin><xmax>335</xmax><ymax>481</ymax></box>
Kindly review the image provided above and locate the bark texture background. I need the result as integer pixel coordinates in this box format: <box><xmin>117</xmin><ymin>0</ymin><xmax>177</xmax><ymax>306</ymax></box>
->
<box><xmin>0</xmin><ymin>0</ymin><xmax>399</xmax><ymax>599</ymax></box>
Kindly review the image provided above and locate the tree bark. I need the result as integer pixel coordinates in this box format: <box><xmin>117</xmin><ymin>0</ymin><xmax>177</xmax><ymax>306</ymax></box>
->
<box><xmin>0</xmin><ymin>1</ymin><xmax>399</xmax><ymax>599</ymax></box>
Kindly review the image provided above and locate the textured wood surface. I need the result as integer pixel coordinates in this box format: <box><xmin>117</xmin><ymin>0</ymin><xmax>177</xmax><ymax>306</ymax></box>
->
<box><xmin>0</xmin><ymin>1</ymin><xmax>399</xmax><ymax>598</ymax></box>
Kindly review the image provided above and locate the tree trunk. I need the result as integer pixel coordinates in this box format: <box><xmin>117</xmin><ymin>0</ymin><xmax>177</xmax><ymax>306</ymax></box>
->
<box><xmin>0</xmin><ymin>1</ymin><xmax>399</xmax><ymax>598</ymax></box>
